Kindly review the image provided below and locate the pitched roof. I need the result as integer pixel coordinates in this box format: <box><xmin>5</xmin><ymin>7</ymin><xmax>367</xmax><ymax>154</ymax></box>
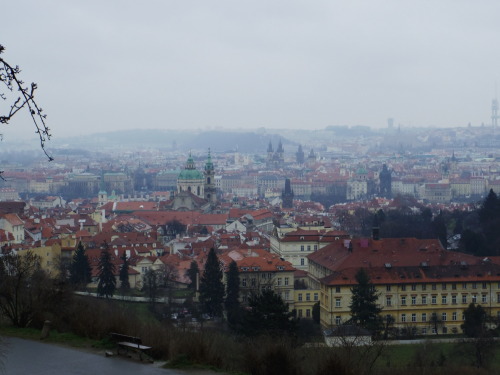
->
<box><xmin>308</xmin><ymin>237</ymin><xmax>497</xmax><ymax>285</ymax></box>
<box><xmin>2</xmin><ymin>213</ymin><xmax>24</xmax><ymax>226</ymax></box>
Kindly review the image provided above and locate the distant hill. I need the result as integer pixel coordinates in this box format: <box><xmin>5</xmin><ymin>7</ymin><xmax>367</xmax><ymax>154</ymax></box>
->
<box><xmin>51</xmin><ymin>129</ymin><xmax>294</xmax><ymax>154</ymax></box>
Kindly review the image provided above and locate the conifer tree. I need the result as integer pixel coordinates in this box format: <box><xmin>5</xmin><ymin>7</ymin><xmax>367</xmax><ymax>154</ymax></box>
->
<box><xmin>349</xmin><ymin>268</ymin><xmax>382</xmax><ymax>333</ymax></box>
<box><xmin>119</xmin><ymin>252</ymin><xmax>130</xmax><ymax>291</ymax></box>
<box><xmin>241</xmin><ymin>289</ymin><xmax>295</xmax><ymax>336</ymax></box>
<box><xmin>461</xmin><ymin>303</ymin><xmax>487</xmax><ymax>338</ymax></box>
<box><xmin>479</xmin><ymin>189</ymin><xmax>499</xmax><ymax>224</ymax></box>
<box><xmin>199</xmin><ymin>248</ymin><xmax>224</xmax><ymax>317</ymax></box>
<box><xmin>225</xmin><ymin>261</ymin><xmax>240</xmax><ymax>324</ymax></box>
<box><xmin>186</xmin><ymin>260</ymin><xmax>199</xmax><ymax>290</ymax></box>
<box><xmin>97</xmin><ymin>242</ymin><xmax>116</xmax><ymax>298</ymax></box>
<box><xmin>69</xmin><ymin>242</ymin><xmax>91</xmax><ymax>288</ymax></box>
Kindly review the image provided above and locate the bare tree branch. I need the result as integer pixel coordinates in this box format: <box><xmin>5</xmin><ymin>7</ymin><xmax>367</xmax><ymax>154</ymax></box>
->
<box><xmin>0</xmin><ymin>44</ymin><xmax>53</xmax><ymax>161</ymax></box>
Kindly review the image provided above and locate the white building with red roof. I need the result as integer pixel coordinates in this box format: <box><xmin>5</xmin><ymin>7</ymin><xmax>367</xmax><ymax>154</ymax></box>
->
<box><xmin>0</xmin><ymin>213</ymin><xmax>25</xmax><ymax>243</ymax></box>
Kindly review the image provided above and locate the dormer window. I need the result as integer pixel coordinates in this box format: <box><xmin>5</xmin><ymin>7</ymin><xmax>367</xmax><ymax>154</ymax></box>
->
<box><xmin>241</xmin><ymin>267</ymin><xmax>249</xmax><ymax>271</ymax></box>
<box><xmin>277</xmin><ymin>266</ymin><xmax>285</xmax><ymax>271</ymax></box>
<box><xmin>252</xmin><ymin>267</ymin><xmax>260</xmax><ymax>271</ymax></box>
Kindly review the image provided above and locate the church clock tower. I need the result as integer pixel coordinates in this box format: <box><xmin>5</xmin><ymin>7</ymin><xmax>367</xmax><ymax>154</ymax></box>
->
<box><xmin>204</xmin><ymin>149</ymin><xmax>216</xmax><ymax>204</ymax></box>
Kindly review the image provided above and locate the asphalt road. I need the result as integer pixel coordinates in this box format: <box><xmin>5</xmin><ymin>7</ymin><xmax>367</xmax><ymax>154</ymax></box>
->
<box><xmin>1</xmin><ymin>337</ymin><xmax>183</xmax><ymax>375</ymax></box>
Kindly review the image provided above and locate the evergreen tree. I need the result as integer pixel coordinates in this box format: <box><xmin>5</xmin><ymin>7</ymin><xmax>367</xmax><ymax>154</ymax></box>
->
<box><xmin>479</xmin><ymin>189</ymin><xmax>500</xmax><ymax>255</ymax></box>
<box><xmin>479</xmin><ymin>189</ymin><xmax>499</xmax><ymax>224</ymax></box>
<box><xmin>312</xmin><ymin>301</ymin><xmax>320</xmax><ymax>324</ymax></box>
<box><xmin>461</xmin><ymin>229</ymin><xmax>487</xmax><ymax>255</ymax></box>
<box><xmin>119</xmin><ymin>252</ymin><xmax>130</xmax><ymax>291</ymax></box>
<box><xmin>224</xmin><ymin>261</ymin><xmax>240</xmax><ymax>324</ymax></box>
<box><xmin>461</xmin><ymin>303</ymin><xmax>487</xmax><ymax>338</ymax></box>
<box><xmin>69</xmin><ymin>242</ymin><xmax>91</xmax><ymax>288</ymax></box>
<box><xmin>432</xmin><ymin>213</ymin><xmax>448</xmax><ymax>249</ymax></box>
<box><xmin>349</xmin><ymin>268</ymin><xmax>382</xmax><ymax>333</ymax></box>
<box><xmin>97</xmin><ymin>242</ymin><xmax>116</xmax><ymax>298</ymax></box>
<box><xmin>199</xmin><ymin>248</ymin><xmax>224</xmax><ymax>317</ymax></box>
<box><xmin>186</xmin><ymin>260</ymin><xmax>199</xmax><ymax>290</ymax></box>
<box><xmin>240</xmin><ymin>289</ymin><xmax>295</xmax><ymax>336</ymax></box>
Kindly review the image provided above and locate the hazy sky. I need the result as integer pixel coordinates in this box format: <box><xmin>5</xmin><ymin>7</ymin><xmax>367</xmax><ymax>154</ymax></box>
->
<box><xmin>2</xmin><ymin>1</ymin><xmax>500</xmax><ymax>141</ymax></box>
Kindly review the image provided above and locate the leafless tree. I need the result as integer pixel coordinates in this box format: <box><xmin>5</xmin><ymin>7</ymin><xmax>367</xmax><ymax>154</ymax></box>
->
<box><xmin>157</xmin><ymin>263</ymin><xmax>179</xmax><ymax>306</ymax></box>
<box><xmin>0</xmin><ymin>251</ymin><xmax>64</xmax><ymax>327</ymax></box>
<box><xmin>0</xmin><ymin>44</ymin><xmax>52</xmax><ymax>161</ymax></box>
<box><xmin>328</xmin><ymin>326</ymin><xmax>386</xmax><ymax>375</ymax></box>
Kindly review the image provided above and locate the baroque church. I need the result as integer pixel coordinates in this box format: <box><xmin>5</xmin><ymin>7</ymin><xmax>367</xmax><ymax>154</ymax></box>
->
<box><xmin>164</xmin><ymin>150</ymin><xmax>216</xmax><ymax>212</ymax></box>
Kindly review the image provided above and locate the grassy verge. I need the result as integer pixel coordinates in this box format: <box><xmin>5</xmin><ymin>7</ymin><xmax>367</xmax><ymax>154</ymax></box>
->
<box><xmin>0</xmin><ymin>325</ymin><xmax>111</xmax><ymax>351</ymax></box>
<box><xmin>378</xmin><ymin>340</ymin><xmax>500</xmax><ymax>373</ymax></box>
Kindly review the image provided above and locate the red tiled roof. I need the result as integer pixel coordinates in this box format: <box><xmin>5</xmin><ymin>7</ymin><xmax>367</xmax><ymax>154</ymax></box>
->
<box><xmin>220</xmin><ymin>248</ymin><xmax>295</xmax><ymax>272</ymax></box>
<box><xmin>309</xmin><ymin>237</ymin><xmax>497</xmax><ymax>285</ymax></box>
<box><xmin>2</xmin><ymin>213</ymin><xmax>24</xmax><ymax>226</ymax></box>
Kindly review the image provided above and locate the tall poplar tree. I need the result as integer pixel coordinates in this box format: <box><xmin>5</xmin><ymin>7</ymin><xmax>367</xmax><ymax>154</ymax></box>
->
<box><xmin>349</xmin><ymin>268</ymin><xmax>382</xmax><ymax>333</ymax></box>
<box><xmin>186</xmin><ymin>260</ymin><xmax>199</xmax><ymax>290</ymax></box>
<box><xmin>225</xmin><ymin>261</ymin><xmax>240</xmax><ymax>324</ymax></box>
<box><xmin>199</xmin><ymin>248</ymin><xmax>224</xmax><ymax>317</ymax></box>
<box><xmin>97</xmin><ymin>242</ymin><xmax>116</xmax><ymax>298</ymax></box>
<box><xmin>69</xmin><ymin>242</ymin><xmax>92</xmax><ymax>288</ymax></box>
<box><xmin>119</xmin><ymin>252</ymin><xmax>130</xmax><ymax>291</ymax></box>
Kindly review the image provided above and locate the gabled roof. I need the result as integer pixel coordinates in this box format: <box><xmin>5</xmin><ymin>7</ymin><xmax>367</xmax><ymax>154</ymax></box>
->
<box><xmin>2</xmin><ymin>213</ymin><xmax>24</xmax><ymax>226</ymax></box>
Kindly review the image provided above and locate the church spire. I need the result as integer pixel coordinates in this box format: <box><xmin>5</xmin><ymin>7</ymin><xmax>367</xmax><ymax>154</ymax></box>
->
<box><xmin>205</xmin><ymin>148</ymin><xmax>214</xmax><ymax>171</ymax></box>
<box><xmin>267</xmin><ymin>141</ymin><xmax>273</xmax><ymax>153</ymax></box>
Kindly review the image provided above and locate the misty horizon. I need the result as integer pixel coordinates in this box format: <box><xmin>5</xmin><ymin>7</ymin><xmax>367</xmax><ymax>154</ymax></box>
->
<box><xmin>2</xmin><ymin>1</ymin><xmax>500</xmax><ymax>142</ymax></box>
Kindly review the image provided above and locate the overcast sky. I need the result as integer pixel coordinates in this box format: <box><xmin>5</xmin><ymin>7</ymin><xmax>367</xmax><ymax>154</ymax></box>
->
<box><xmin>2</xmin><ymin>0</ymin><xmax>500</xmax><ymax>141</ymax></box>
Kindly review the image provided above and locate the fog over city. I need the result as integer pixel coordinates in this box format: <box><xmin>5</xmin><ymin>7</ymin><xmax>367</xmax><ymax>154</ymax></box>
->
<box><xmin>3</xmin><ymin>0</ymin><xmax>500</xmax><ymax>144</ymax></box>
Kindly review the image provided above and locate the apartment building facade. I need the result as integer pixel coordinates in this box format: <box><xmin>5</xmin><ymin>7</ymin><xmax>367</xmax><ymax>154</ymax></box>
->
<box><xmin>308</xmin><ymin>237</ymin><xmax>500</xmax><ymax>335</ymax></box>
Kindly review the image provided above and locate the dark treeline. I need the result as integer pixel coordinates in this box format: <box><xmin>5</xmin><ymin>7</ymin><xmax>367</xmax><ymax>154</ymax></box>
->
<box><xmin>338</xmin><ymin>190</ymin><xmax>500</xmax><ymax>256</ymax></box>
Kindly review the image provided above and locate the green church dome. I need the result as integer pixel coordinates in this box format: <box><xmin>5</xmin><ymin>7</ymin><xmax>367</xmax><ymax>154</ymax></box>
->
<box><xmin>178</xmin><ymin>168</ymin><xmax>203</xmax><ymax>180</ymax></box>
<box><xmin>178</xmin><ymin>153</ymin><xmax>203</xmax><ymax>180</ymax></box>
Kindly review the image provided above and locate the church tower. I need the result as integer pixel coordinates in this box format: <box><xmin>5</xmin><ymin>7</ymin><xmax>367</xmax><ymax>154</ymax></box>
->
<box><xmin>97</xmin><ymin>171</ymin><xmax>108</xmax><ymax>207</ymax></box>
<box><xmin>204</xmin><ymin>148</ymin><xmax>216</xmax><ymax>204</ymax></box>
<box><xmin>307</xmin><ymin>148</ymin><xmax>316</xmax><ymax>165</ymax></box>
<box><xmin>276</xmin><ymin>140</ymin><xmax>284</xmax><ymax>163</ymax></box>
<box><xmin>267</xmin><ymin>141</ymin><xmax>274</xmax><ymax>166</ymax></box>
<box><xmin>282</xmin><ymin>178</ymin><xmax>294</xmax><ymax>209</ymax></box>
<box><xmin>379</xmin><ymin>164</ymin><xmax>392</xmax><ymax>198</ymax></box>
<box><xmin>296</xmin><ymin>144</ymin><xmax>305</xmax><ymax>164</ymax></box>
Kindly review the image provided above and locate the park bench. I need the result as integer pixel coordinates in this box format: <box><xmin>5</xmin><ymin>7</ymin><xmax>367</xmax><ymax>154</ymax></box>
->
<box><xmin>109</xmin><ymin>332</ymin><xmax>152</xmax><ymax>361</ymax></box>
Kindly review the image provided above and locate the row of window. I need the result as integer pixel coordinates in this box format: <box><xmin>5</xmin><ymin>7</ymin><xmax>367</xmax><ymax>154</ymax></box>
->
<box><xmin>387</xmin><ymin>282</ymin><xmax>490</xmax><ymax>292</ymax></box>
<box><xmin>241</xmin><ymin>277</ymin><xmax>291</xmax><ymax>287</ymax></box>
<box><xmin>331</xmin><ymin>282</ymin><xmax>495</xmax><ymax>294</ymax></box>
<box><xmin>300</xmin><ymin>245</ymin><xmax>318</xmax><ymax>251</ymax></box>
<box><xmin>297</xmin><ymin>292</ymin><xmax>319</xmax><ymax>301</ymax></box>
<box><xmin>400</xmin><ymin>312</ymin><xmax>458</xmax><ymax>323</ymax></box>
<box><xmin>387</xmin><ymin>294</ymin><xmax>491</xmax><ymax>306</ymax></box>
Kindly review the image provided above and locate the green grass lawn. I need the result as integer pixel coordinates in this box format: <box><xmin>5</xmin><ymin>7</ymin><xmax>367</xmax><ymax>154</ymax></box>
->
<box><xmin>378</xmin><ymin>340</ymin><xmax>500</xmax><ymax>372</ymax></box>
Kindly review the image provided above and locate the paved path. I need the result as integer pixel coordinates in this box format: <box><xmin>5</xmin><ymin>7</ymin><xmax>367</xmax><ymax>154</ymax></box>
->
<box><xmin>2</xmin><ymin>337</ymin><xmax>183</xmax><ymax>375</ymax></box>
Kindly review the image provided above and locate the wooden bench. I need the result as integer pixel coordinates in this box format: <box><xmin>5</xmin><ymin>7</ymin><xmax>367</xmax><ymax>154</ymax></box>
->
<box><xmin>109</xmin><ymin>332</ymin><xmax>152</xmax><ymax>361</ymax></box>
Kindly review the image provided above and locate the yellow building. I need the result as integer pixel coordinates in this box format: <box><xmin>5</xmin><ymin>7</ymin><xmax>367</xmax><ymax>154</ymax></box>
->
<box><xmin>308</xmin><ymin>237</ymin><xmax>500</xmax><ymax>336</ymax></box>
<box><xmin>294</xmin><ymin>289</ymin><xmax>320</xmax><ymax>319</ymax></box>
<box><xmin>220</xmin><ymin>249</ymin><xmax>296</xmax><ymax>310</ymax></box>
<box><xmin>18</xmin><ymin>243</ymin><xmax>62</xmax><ymax>277</ymax></box>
